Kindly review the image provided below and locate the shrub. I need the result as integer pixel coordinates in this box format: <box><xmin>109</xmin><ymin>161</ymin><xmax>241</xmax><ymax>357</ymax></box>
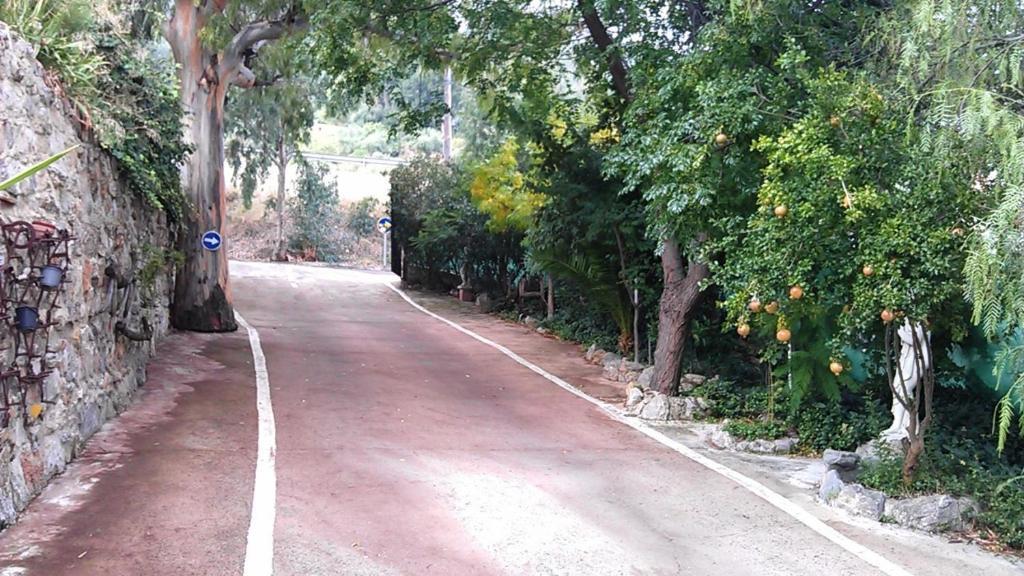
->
<box><xmin>789</xmin><ymin>397</ymin><xmax>888</xmax><ymax>453</ymax></box>
<box><xmin>541</xmin><ymin>281</ymin><xmax>620</xmax><ymax>351</ymax></box>
<box><xmin>288</xmin><ymin>162</ymin><xmax>343</xmax><ymax>261</ymax></box>
<box><xmin>693</xmin><ymin>378</ymin><xmax>779</xmax><ymax>421</ymax></box>
<box><xmin>346</xmin><ymin>197</ymin><xmax>381</xmax><ymax>238</ymax></box>
<box><xmin>94</xmin><ymin>32</ymin><xmax>188</xmax><ymax>219</ymax></box>
<box><xmin>985</xmin><ymin>477</ymin><xmax>1024</xmax><ymax>549</ymax></box>
<box><xmin>859</xmin><ymin>432</ymin><xmax>1024</xmax><ymax>549</ymax></box>
<box><xmin>723</xmin><ymin>419</ymin><xmax>789</xmax><ymax>441</ymax></box>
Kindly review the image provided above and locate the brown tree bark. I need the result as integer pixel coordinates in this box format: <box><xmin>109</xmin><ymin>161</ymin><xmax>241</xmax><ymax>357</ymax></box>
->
<box><xmin>650</xmin><ymin>239</ymin><xmax>709</xmax><ymax>395</ymax></box>
<box><xmin>576</xmin><ymin>2</ymin><xmax>710</xmax><ymax>394</ymax></box>
<box><xmin>577</xmin><ymin>0</ymin><xmax>632</xmax><ymax>103</ymax></box>
<box><xmin>165</xmin><ymin>0</ymin><xmax>300</xmax><ymax>331</ymax></box>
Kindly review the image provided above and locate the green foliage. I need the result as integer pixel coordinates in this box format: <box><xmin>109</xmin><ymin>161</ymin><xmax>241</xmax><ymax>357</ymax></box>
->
<box><xmin>530</xmin><ymin>250</ymin><xmax>631</xmax><ymax>352</ymax></box>
<box><xmin>692</xmin><ymin>378</ymin><xmax>773</xmax><ymax>421</ymax></box>
<box><xmin>1</xmin><ymin>2</ymin><xmax>187</xmax><ymax>219</ymax></box>
<box><xmin>723</xmin><ymin>419</ymin><xmax>788</xmax><ymax>441</ymax></box>
<box><xmin>539</xmin><ymin>280</ymin><xmax>620</xmax><ymax>352</ymax></box>
<box><xmin>790</xmin><ymin>398</ymin><xmax>889</xmax><ymax>453</ymax></box>
<box><xmin>718</xmin><ymin>69</ymin><xmax>977</xmax><ymax>388</ymax></box>
<box><xmin>868</xmin><ymin>1</ymin><xmax>1024</xmax><ymax>450</ymax></box>
<box><xmin>988</xmin><ymin>477</ymin><xmax>1024</xmax><ymax>549</ymax></box>
<box><xmin>93</xmin><ymin>31</ymin><xmax>188</xmax><ymax>219</ymax></box>
<box><xmin>345</xmin><ymin>197</ymin><xmax>381</xmax><ymax>237</ymax></box>
<box><xmin>287</xmin><ymin>162</ymin><xmax>343</xmax><ymax>260</ymax></box>
<box><xmin>137</xmin><ymin>245</ymin><xmax>183</xmax><ymax>295</ymax></box>
<box><xmin>860</xmin><ymin>436</ymin><xmax>1024</xmax><ymax>548</ymax></box>
<box><xmin>226</xmin><ymin>48</ymin><xmax>320</xmax><ymax>210</ymax></box>
<box><xmin>390</xmin><ymin>156</ymin><xmax>524</xmax><ymax>292</ymax></box>
<box><xmin>0</xmin><ymin>0</ymin><xmax>104</xmax><ymax>106</ymax></box>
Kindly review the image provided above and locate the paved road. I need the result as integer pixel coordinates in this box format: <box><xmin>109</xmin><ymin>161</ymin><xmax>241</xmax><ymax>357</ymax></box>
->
<box><xmin>0</xmin><ymin>262</ymin><xmax>903</xmax><ymax>575</ymax></box>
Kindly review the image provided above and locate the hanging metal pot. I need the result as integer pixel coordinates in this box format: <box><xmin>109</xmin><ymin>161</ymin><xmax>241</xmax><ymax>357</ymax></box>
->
<box><xmin>15</xmin><ymin>306</ymin><xmax>38</xmax><ymax>332</ymax></box>
<box><xmin>40</xmin><ymin>265</ymin><xmax>63</xmax><ymax>289</ymax></box>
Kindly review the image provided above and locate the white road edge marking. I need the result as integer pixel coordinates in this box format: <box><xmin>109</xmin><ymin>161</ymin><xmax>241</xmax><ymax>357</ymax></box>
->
<box><xmin>236</xmin><ymin>312</ymin><xmax>277</xmax><ymax>576</ymax></box>
<box><xmin>386</xmin><ymin>283</ymin><xmax>915</xmax><ymax>576</ymax></box>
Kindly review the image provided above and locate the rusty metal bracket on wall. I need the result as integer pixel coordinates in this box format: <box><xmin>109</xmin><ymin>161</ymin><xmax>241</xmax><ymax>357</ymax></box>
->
<box><xmin>1</xmin><ymin>220</ymin><xmax>72</xmax><ymax>427</ymax></box>
<box><xmin>104</xmin><ymin>261</ymin><xmax>152</xmax><ymax>343</ymax></box>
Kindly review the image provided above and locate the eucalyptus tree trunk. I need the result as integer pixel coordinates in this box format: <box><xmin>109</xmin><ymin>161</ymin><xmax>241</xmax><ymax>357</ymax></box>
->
<box><xmin>165</xmin><ymin>0</ymin><xmax>298</xmax><ymax>331</ymax></box>
<box><xmin>274</xmin><ymin>135</ymin><xmax>288</xmax><ymax>261</ymax></box>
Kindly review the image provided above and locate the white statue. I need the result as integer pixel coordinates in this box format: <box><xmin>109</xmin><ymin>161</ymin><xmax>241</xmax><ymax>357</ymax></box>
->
<box><xmin>882</xmin><ymin>320</ymin><xmax>931</xmax><ymax>441</ymax></box>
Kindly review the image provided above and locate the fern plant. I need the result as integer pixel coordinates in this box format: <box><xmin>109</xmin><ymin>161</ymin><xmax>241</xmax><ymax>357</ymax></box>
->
<box><xmin>530</xmin><ymin>249</ymin><xmax>633</xmax><ymax>353</ymax></box>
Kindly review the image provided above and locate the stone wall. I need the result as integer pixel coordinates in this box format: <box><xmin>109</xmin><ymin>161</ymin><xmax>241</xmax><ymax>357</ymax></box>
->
<box><xmin>0</xmin><ymin>23</ymin><xmax>172</xmax><ymax>526</ymax></box>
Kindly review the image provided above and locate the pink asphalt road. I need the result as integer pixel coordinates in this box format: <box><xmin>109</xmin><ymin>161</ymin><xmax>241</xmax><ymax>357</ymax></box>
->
<box><xmin>0</xmin><ymin>262</ymin><xmax>891</xmax><ymax>575</ymax></box>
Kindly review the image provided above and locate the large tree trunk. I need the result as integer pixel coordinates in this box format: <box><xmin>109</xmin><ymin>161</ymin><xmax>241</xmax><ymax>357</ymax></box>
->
<box><xmin>167</xmin><ymin>3</ymin><xmax>236</xmax><ymax>332</ymax></box>
<box><xmin>274</xmin><ymin>135</ymin><xmax>288</xmax><ymax>261</ymax></box>
<box><xmin>651</xmin><ymin>239</ymin><xmax>709</xmax><ymax>395</ymax></box>
<box><xmin>165</xmin><ymin>0</ymin><xmax>298</xmax><ymax>331</ymax></box>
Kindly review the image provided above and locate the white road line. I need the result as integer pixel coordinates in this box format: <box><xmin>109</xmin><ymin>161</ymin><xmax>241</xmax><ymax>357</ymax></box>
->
<box><xmin>236</xmin><ymin>312</ymin><xmax>277</xmax><ymax>576</ymax></box>
<box><xmin>385</xmin><ymin>283</ymin><xmax>915</xmax><ymax>576</ymax></box>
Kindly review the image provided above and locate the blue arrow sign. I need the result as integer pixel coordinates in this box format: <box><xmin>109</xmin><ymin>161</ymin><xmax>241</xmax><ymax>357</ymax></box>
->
<box><xmin>201</xmin><ymin>230</ymin><xmax>222</xmax><ymax>251</ymax></box>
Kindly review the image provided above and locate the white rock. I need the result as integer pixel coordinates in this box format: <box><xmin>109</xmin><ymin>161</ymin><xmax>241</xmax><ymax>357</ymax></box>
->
<box><xmin>833</xmin><ymin>484</ymin><xmax>887</xmax><ymax>520</ymax></box>
<box><xmin>678</xmin><ymin>373</ymin><xmax>707</xmax><ymax>392</ymax></box>
<box><xmin>773</xmin><ymin>437</ymin><xmax>799</xmax><ymax>454</ymax></box>
<box><xmin>600</xmin><ymin>353</ymin><xmax>622</xmax><ymax>367</ymax></box>
<box><xmin>602</xmin><ymin>364</ymin><xmax>622</xmax><ymax>381</ymax></box>
<box><xmin>708</xmin><ymin>427</ymin><xmax>736</xmax><ymax>450</ymax></box>
<box><xmin>638</xmin><ymin>394</ymin><xmax>670</xmax><ymax>421</ymax></box>
<box><xmin>636</xmin><ymin>366</ymin><xmax>655</xmax><ymax>389</ymax></box>
<box><xmin>735</xmin><ymin>439</ymin><xmax>777</xmax><ymax>454</ymax></box>
<box><xmin>884</xmin><ymin>495</ymin><xmax>978</xmax><ymax>532</ymax></box>
<box><xmin>823</xmin><ymin>449</ymin><xmax>861</xmax><ymax>470</ymax></box>
<box><xmin>625</xmin><ymin>387</ymin><xmax>644</xmax><ymax>409</ymax></box>
<box><xmin>819</xmin><ymin>469</ymin><xmax>845</xmax><ymax>503</ymax></box>
<box><xmin>621</xmin><ymin>360</ymin><xmax>645</xmax><ymax>372</ymax></box>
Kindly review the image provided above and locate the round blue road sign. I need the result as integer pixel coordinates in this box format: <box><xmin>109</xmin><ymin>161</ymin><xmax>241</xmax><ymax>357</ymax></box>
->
<box><xmin>201</xmin><ymin>230</ymin><xmax>222</xmax><ymax>251</ymax></box>
<box><xmin>377</xmin><ymin>216</ymin><xmax>392</xmax><ymax>234</ymax></box>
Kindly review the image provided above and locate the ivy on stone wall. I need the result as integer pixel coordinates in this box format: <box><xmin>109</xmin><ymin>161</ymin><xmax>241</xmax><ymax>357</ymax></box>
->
<box><xmin>1</xmin><ymin>3</ymin><xmax>188</xmax><ymax>221</ymax></box>
<box><xmin>92</xmin><ymin>33</ymin><xmax>189</xmax><ymax>222</ymax></box>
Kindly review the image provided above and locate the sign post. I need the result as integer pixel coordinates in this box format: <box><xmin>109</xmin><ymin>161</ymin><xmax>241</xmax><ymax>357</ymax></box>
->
<box><xmin>377</xmin><ymin>216</ymin><xmax>392</xmax><ymax>270</ymax></box>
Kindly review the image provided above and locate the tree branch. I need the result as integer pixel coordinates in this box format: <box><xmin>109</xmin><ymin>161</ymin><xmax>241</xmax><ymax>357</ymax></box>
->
<box><xmin>252</xmin><ymin>73</ymin><xmax>284</xmax><ymax>88</ymax></box>
<box><xmin>222</xmin><ymin>10</ymin><xmax>307</xmax><ymax>84</ymax></box>
<box><xmin>232</xmin><ymin>64</ymin><xmax>257</xmax><ymax>88</ymax></box>
<box><xmin>576</xmin><ymin>0</ymin><xmax>632</xmax><ymax>102</ymax></box>
<box><xmin>676</xmin><ymin>0</ymin><xmax>709</xmax><ymax>35</ymax></box>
